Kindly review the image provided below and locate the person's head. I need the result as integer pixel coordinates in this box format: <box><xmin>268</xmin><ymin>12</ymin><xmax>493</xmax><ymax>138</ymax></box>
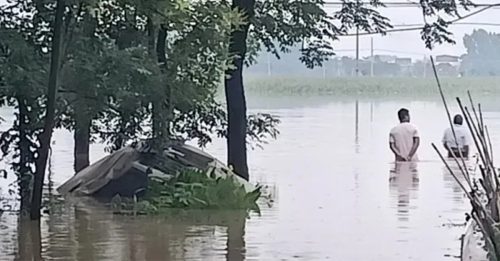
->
<box><xmin>398</xmin><ymin>108</ymin><xmax>410</xmax><ymax>123</ymax></box>
<box><xmin>453</xmin><ymin>114</ymin><xmax>463</xmax><ymax>125</ymax></box>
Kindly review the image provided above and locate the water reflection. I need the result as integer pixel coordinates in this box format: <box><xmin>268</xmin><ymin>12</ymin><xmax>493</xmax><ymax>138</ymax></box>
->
<box><xmin>1</xmin><ymin>98</ymin><xmax>490</xmax><ymax>260</ymax></box>
<box><xmin>15</xmin><ymin>221</ymin><xmax>42</xmax><ymax>261</ymax></box>
<box><xmin>9</xmin><ymin>199</ymin><xmax>248</xmax><ymax>260</ymax></box>
<box><xmin>442</xmin><ymin>160</ymin><xmax>470</xmax><ymax>205</ymax></box>
<box><xmin>354</xmin><ymin>100</ymin><xmax>360</xmax><ymax>154</ymax></box>
<box><xmin>42</xmin><ymin>199</ymin><xmax>247</xmax><ymax>260</ymax></box>
<box><xmin>389</xmin><ymin>162</ymin><xmax>419</xmax><ymax>224</ymax></box>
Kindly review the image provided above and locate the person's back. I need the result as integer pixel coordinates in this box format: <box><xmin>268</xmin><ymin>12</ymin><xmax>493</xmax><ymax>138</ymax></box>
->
<box><xmin>389</xmin><ymin>108</ymin><xmax>420</xmax><ymax>162</ymax></box>
<box><xmin>442</xmin><ymin>115</ymin><xmax>470</xmax><ymax>158</ymax></box>
<box><xmin>390</xmin><ymin>122</ymin><xmax>419</xmax><ymax>161</ymax></box>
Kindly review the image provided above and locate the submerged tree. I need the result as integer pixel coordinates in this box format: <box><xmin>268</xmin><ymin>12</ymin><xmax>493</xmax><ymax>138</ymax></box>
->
<box><xmin>224</xmin><ymin>0</ymin><xmax>482</xmax><ymax>180</ymax></box>
<box><xmin>0</xmin><ymin>30</ymin><xmax>47</xmax><ymax>214</ymax></box>
<box><xmin>225</xmin><ymin>0</ymin><xmax>391</xmax><ymax>180</ymax></box>
<box><xmin>30</xmin><ymin>0</ymin><xmax>66</xmax><ymax>220</ymax></box>
<box><xmin>0</xmin><ymin>0</ymin><xmax>279</xmax><ymax>217</ymax></box>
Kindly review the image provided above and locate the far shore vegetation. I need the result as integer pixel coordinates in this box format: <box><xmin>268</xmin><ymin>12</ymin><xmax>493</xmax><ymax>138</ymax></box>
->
<box><xmin>242</xmin><ymin>76</ymin><xmax>500</xmax><ymax>97</ymax></box>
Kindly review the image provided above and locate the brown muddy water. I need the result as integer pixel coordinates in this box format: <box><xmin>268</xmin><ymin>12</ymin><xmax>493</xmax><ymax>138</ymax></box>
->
<box><xmin>2</xmin><ymin>96</ymin><xmax>500</xmax><ymax>260</ymax></box>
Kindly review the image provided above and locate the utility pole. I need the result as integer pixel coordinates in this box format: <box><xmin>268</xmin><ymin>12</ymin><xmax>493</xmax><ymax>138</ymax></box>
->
<box><xmin>355</xmin><ymin>28</ymin><xmax>359</xmax><ymax>76</ymax></box>
<box><xmin>267</xmin><ymin>52</ymin><xmax>271</xmax><ymax>76</ymax></box>
<box><xmin>355</xmin><ymin>0</ymin><xmax>360</xmax><ymax>76</ymax></box>
<box><xmin>423</xmin><ymin>55</ymin><xmax>427</xmax><ymax>78</ymax></box>
<box><xmin>370</xmin><ymin>37</ymin><xmax>374</xmax><ymax>77</ymax></box>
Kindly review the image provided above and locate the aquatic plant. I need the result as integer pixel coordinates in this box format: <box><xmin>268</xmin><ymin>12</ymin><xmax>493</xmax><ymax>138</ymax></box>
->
<box><xmin>112</xmin><ymin>168</ymin><xmax>261</xmax><ymax>215</ymax></box>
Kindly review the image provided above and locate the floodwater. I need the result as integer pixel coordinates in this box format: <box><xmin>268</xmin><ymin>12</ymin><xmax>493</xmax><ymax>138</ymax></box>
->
<box><xmin>2</xmin><ymin>95</ymin><xmax>500</xmax><ymax>260</ymax></box>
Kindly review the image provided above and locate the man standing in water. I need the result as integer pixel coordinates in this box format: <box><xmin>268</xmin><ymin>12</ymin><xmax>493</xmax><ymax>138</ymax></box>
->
<box><xmin>442</xmin><ymin>114</ymin><xmax>470</xmax><ymax>158</ymax></box>
<box><xmin>389</xmin><ymin>108</ymin><xmax>420</xmax><ymax>162</ymax></box>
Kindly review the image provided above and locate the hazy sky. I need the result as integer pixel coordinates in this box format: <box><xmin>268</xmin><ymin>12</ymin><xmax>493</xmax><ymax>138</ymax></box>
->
<box><xmin>327</xmin><ymin>0</ymin><xmax>500</xmax><ymax>59</ymax></box>
<box><xmin>1</xmin><ymin>0</ymin><xmax>498</xmax><ymax>58</ymax></box>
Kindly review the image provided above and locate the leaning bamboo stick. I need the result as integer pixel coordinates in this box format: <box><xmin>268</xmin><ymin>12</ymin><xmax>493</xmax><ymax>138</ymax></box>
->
<box><xmin>430</xmin><ymin>57</ymin><xmax>471</xmax><ymax>182</ymax></box>
<box><xmin>479</xmin><ymin>103</ymin><xmax>485</xmax><ymax>136</ymax></box>
<box><xmin>430</xmin><ymin>56</ymin><xmax>500</xmax><ymax>259</ymax></box>
<box><xmin>469</xmin><ymin>104</ymin><xmax>492</xmax><ymax>166</ymax></box>
<box><xmin>458</xmin><ymin>99</ymin><xmax>487</xmax><ymax>172</ymax></box>
<box><xmin>468</xmin><ymin>91</ymin><xmax>483</xmax><ymax>135</ymax></box>
<box><xmin>433</xmin><ymin>143</ymin><xmax>474</xmax><ymax>202</ymax></box>
<box><xmin>478</xmin><ymin>105</ymin><xmax>499</xmax><ymax>182</ymax></box>
<box><xmin>463</xmin><ymin>106</ymin><xmax>497</xmax><ymax>191</ymax></box>
<box><xmin>486</xmin><ymin>126</ymin><xmax>494</xmax><ymax>164</ymax></box>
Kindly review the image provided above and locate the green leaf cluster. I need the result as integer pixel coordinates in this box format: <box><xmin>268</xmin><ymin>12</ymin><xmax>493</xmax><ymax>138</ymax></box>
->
<box><xmin>112</xmin><ymin>168</ymin><xmax>262</xmax><ymax>214</ymax></box>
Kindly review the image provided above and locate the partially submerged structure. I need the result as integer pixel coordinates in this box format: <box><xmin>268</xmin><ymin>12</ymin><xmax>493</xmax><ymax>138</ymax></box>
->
<box><xmin>461</xmin><ymin>220</ymin><xmax>488</xmax><ymax>261</ymax></box>
<box><xmin>57</xmin><ymin>141</ymin><xmax>254</xmax><ymax>199</ymax></box>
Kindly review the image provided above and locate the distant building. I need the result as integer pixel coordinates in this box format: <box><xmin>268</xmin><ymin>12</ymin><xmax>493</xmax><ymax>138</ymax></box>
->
<box><xmin>395</xmin><ymin>57</ymin><xmax>412</xmax><ymax>76</ymax></box>
<box><xmin>374</xmin><ymin>55</ymin><xmax>396</xmax><ymax>63</ymax></box>
<box><xmin>395</xmin><ymin>57</ymin><xmax>412</xmax><ymax>66</ymax></box>
<box><xmin>435</xmin><ymin>55</ymin><xmax>460</xmax><ymax>76</ymax></box>
<box><xmin>436</xmin><ymin>55</ymin><xmax>460</xmax><ymax>66</ymax></box>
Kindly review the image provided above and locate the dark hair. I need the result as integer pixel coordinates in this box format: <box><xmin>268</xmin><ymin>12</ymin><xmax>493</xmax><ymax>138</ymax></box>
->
<box><xmin>453</xmin><ymin>114</ymin><xmax>463</xmax><ymax>125</ymax></box>
<box><xmin>398</xmin><ymin>108</ymin><xmax>409</xmax><ymax>122</ymax></box>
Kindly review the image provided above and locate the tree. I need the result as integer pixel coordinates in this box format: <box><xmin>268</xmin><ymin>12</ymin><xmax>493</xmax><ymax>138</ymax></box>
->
<box><xmin>1</xmin><ymin>0</ymin><xmax>277</xmax><ymax>214</ymax></box>
<box><xmin>0</xmin><ymin>25</ymin><xmax>48</xmax><ymax>216</ymax></box>
<box><xmin>225</xmin><ymin>0</ymin><xmax>391</xmax><ymax>180</ymax></box>
<box><xmin>461</xmin><ymin>29</ymin><xmax>500</xmax><ymax>76</ymax></box>
<box><xmin>30</xmin><ymin>0</ymin><xmax>66</xmax><ymax>220</ymax></box>
<box><xmin>224</xmin><ymin>0</ymin><xmax>478</xmax><ymax>180</ymax></box>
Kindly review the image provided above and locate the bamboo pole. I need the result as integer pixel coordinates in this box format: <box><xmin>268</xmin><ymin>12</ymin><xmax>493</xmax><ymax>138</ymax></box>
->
<box><xmin>430</xmin><ymin>56</ymin><xmax>500</xmax><ymax>260</ymax></box>
<box><xmin>430</xmin><ymin>57</ymin><xmax>471</xmax><ymax>183</ymax></box>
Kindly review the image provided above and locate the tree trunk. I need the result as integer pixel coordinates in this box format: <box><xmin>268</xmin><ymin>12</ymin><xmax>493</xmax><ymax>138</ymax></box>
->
<box><xmin>226</xmin><ymin>211</ymin><xmax>246</xmax><ymax>261</ymax></box>
<box><xmin>146</xmin><ymin>17</ymin><xmax>156</xmax><ymax>58</ymax></box>
<box><xmin>73</xmin><ymin>112</ymin><xmax>90</xmax><ymax>173</ymax></box>
<box><xmin>152</xmin><ymin>26</ymin><xmax>168</xmax><ymax>140</ymax></box>
<box><xmin>224</xmin><ymin>0</ymin><xmax>255</xmax><ymax>181</ymax></box>
<box><xmin>30</xmin><ymin>0</ymin><xmax>65</xmax><ymax>220</ymax></box>
<box><xmin>17</xmin><ymin>96</ymin><xmax>32</xmax><ymax>215</ymax></box>
<box><xmin>17</xmin><ymin>220</ymin><xmax>42</xmax><ymax>260</ymax></box>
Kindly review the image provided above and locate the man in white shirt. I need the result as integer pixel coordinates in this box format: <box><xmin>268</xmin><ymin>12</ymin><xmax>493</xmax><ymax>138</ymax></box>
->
<box><xmin>442</xmin><ymin>114</ymin><xmax>470</xmax><ymax>158</ymax></box>
<box><xmin>389</xmin><ymin>108</ymin><xmax>420</xmax><ymax>162</ymax></box>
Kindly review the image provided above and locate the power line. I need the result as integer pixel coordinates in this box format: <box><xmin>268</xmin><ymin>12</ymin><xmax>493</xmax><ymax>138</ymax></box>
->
<box><xmin>332</xmin><ymin>48</ymin><xmax>428</xmax><ymax>55</ymax></box>
<box><xmin>392</xmin><ymin>22</ymin><xmax>500</xmax><ymax>27</ymax></box>
<box><xmin>340</xmin><ymin>3</ymin><xmax>500</xmax><ymax>37</ymax></box>
<box><xmin>324</xmin><ymin>1</ymin><xmax>500</xmax><ymax>8</ymax></box>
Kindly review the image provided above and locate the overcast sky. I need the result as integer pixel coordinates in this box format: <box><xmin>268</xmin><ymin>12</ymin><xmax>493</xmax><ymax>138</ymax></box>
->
<box><xmin>1</xmin><ymin>0</ymin><xmax>499</xmax><ymax>58</ymax></box>
<box><xmin>327</xmin><ymin>0</ymin><xmax>500</xmax><ymax>59</ymax></box>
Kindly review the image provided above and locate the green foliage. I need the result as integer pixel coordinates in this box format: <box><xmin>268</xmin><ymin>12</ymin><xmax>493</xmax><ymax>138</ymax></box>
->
<box><xmin>249</xmin><ymin>0</ymin><xmax>393</xmax><ymax>68</ymax></box>
<box><xmin>461</xmin><ymin>29</ymin><xmax>500</xmax><ymax>76</ymax></box>
<box><xmin>418</xmin><ymin>0</ymin><xmax>475</xmax><ymax>49</ymax></box>
<box><xmin>171</xmin><ymin>100</ymin><xmax>280</xmax><ymax>148</ymax></box>
<box><xmin>1</xmin><ymin>0</ymin><xmax>266</xmax><ymax>153</ymax></box>
<box><xmin>80</xmin><ymin>0</ymin><xmax>246</xmax><ymax>151</ymax></box>
<box><xmin>0</xmin><ymin>0</ymin><xmax>256</xmax><ymax>211</ymax></box>
<box><xmin>113</xmin><ymin>169</ymin><xmax>261</xmax><ymax>214</ymax></box>
<box><xmin>247</xmin><ymin>0</ymin><xmax>474</xmax><ymax>70</ymax></box>
<box><xmin>0</xmin><ymin>26</ymin><xmax>48</xmax><ymax>210</ymax></box>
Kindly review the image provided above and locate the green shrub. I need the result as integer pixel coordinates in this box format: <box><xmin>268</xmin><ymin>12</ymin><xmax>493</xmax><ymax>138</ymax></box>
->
<box><xmin>112</xmin><ymin>169</ymin><xmax>261</xmax><ymax>215</ymax></box>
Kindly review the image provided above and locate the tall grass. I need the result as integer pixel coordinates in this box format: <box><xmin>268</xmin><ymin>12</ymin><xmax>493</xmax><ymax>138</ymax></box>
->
<box><xmin>243</xmin><ymin>76</ymin><xmax>500</xmax><ymax>97</ymax></box>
